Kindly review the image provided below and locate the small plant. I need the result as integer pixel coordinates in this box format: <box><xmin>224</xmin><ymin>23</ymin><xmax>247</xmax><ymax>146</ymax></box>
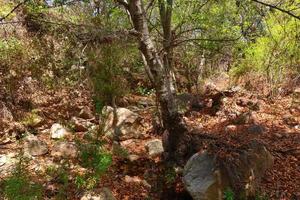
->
<box><xmin>137</xmin><ymin>85</ymin><xmax>155</xmax><ymax>96</ymax></box>
<box><xmin>75</xmin><ymin>129</ymin><xmax>112</xmax><ymax>190</ymax></box>
<box><xmin>164</xmin><ymin>167</ymin><xmax>177</xmax><ymax>185</ymax></box>
<box><xmin>1</xmin><ymin>157</ymin><xmax>43</xmax><ymax>200</ymax></box>
<box><xmin>224</xmin><ymin>188</ymin><xmax>235</xmax><ymax>200</ymax></box>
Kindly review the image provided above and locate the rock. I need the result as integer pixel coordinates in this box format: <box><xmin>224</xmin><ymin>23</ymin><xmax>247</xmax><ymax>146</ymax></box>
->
<box><xmin>145</xmin><ymin>139</ymin><xmax>164</xmax><ymax>157</ymax></box>
<box><xmin>128</xmin><ymin>154</ymin><xmax>140</xmax><ymax>162</ymax></box>
<box><xmin>79</xmin><ymin>106</ymin><xmax>94</xmax><ymax>119</ymax></box>
<box><xmin>50</xmin><ymin>123</ymin><xmax>70</xmax><ymax>139</ymax></box>
<box><xmin>80</xmin><ymin>188</ymin><xmax>116</xmax><ymax>200</ymax></box>
<box><xmin>0</xmin><ymin>153</ymin><xmax>18</xmax><ymax>176</ymax></box>
<box><xmin>183</xmin><ymin>152</ymin><xmax>224</xmax><ymax>200</ymax></box>
<box><xmin>183</xmin><ymin>141</ymin><xmax>274</xmax><ymax>200</ymax></box>
<box><xmin>51</xmin><ymin>141</ymin><xmax>78</xmax><ymax>158</ymax></box>
<box><xmin>247</xmin><ymin>124</ymin><xmax>265</xmax><ymax>135</ymax></box>
<box><xmin>124</xmin><ymin>175</ymin><xmax>142</xmax><ymax>183</ymax></box>
<box><xmin>24</xmin><ymin>135</ymin><xmax>48</xmax><ymax>156</ymax></box>
<box><xmin>102</xmin><ymin>106</ymin><xmax>143</xmax><ymax>140</ymax></box>
<box><xmin>0</xmin><ymin>155</ymin><xmax>7</xmax><ymax>166</ymax></box>
<box><xmin>71</xmin><ymin>117</ymin><xmax>93</xmax><ymax>132</ymax></box>
<box><xmin>0</xmin><ymin>101</ymin><xmax>14</xmax><ymax>122</ymax></box>
<box><xmin>222</xmin><ymin>141</ymin><xmax>274</xmax><ymax>196</ymax></box>
<box><xmin>225</xmin><ymin>125</ymin><xmax>237</xmax><ymax>133</ymax></box>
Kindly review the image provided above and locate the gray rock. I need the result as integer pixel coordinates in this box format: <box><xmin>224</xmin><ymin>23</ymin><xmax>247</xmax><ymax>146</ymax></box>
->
<box><xmin>80</xmin><ymin>188</ymin><xmax>116</xmax><ymax>200</ymax></box>
<box><xmin>183</xmin><ymin>141</ymin><xmax>274</xmax><ymax>200</ymax></box>
<box><xmin>102</xmin><ymin>106</ymin><xmax>143</xmax><ymax>140</ymax></box>
<box><xmin>0</xmin><ymin>153</ymin><xmax>18</xmax><ymax>176</ymax></box>
<box><xmin>24</xmin><ymin>135</ymin><xmax>48</xmax><ymax>156</ymax></box>
<box><xmin>50</xmin><ymin>123</ymin><xmax>70</xmax><ymax>139</ymax></box>
<box><xmin>145</xmin><ymin>139</ymin><xmax>164</xmax><ymax>157</ymax></box>
<box><xmin>0</xmin><ymin>102</ymin><xmax>14</xmax><ymax>121</ymax></box>
<box><xmin>183</xmin><ymin>152</ymin><xmax>224</xmax><ymax>200</ymax></box>
<box><xmin>51</xmin><ymin>141</ymin><xmax>78</xmax><ymax>158</ymax></box>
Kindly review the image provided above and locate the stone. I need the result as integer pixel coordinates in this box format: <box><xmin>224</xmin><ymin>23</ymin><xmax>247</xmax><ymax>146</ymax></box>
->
<box><xmin>0</xmin><ymin>101</ymin><xmax>14</xmax><ymax>122</ymax></box>
<box><xmin>102</xmin><ymin>106</ymin><xmax>143</xmax><ymax>140</ymax></box>
<box><xmin>128</xmin><ymin>154</ymin><xmax>140</xmax><ymax>162</ymax></box>
<box><xmin>145</xmin><ymin>139</ymin><xmax>164</xmax><ymax>157</ymax></box>
<box><xmin>24</xmin><ymin>135</ymin><xmax>48</xmax><ymax>156</ymax></box>
<box><xmin>0</xmin><ymin>153</ymin><xmax>18</xmax><ymax>176</ymax></box>
<box><xmin>225</xmin><ymin>125</ymin><xmax>237</xmax><ymax>133</ymax></box>
<box><xmin>0</xmin><ymin>155</ymin><xmax>7</xmax><ymax>166</ymax></box>
<box><xmin>183</xmin><ymin>141</ymin><xmax>274</xmax><ymax>200</ymax></box>
<box><xmin>79</xmin><ymin>106</ymin><xmax>94</xmax><ymax>119</ymax></box>
<box><xmin>80</xmin><ymin>188</ymin><xmax>116</xmax><ymax>200</ymax></box>
<box><xmin>183</xmin><ymin>152</ymin><xmax>224</xmax><ymax>200</ymax></box>
<box><xmin>50</xmin><ymin>123</ymin><xmax>70</xmax><ymax>139</ymax></box>
<box><xmin>51</xmin><ymin>141</ymin><xmax>78</xmax><ymax>158</ymax></box>
<box><xmin>71</xmin><ymin>117</ymin><xmax>93</xmax><ymax>132</ymax></box>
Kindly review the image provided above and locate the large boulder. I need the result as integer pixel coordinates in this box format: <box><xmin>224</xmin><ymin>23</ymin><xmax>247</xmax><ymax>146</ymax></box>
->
<box><xmin>183</xmin><ymin>152</ymin><xmax>225</xmax><ymax>200</ymax></box>
<box><xmin>183</xmin><ymin>141</ymin><xmax>274</xmax><ymax>200</ymax></box>
<box><xmin>24</xmin><ymin>135</ymin><xmax>48</xmax><ymax>156</ymax></box>
<box><xmin>102</xmin><ymin>106</ymin><xmax>143</xmax><ymax>140</ymax></box>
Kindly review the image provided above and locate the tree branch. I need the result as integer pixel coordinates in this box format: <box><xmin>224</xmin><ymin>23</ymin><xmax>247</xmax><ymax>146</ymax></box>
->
<box><xmin>0</xmin><ymin>0</ymin><xmax>29</xmax><ymax>22</ymax></box>
<box><xmin>115</xmin><ymin>0</ymin><xmax>129</xmax><ymax>9</ymax></box>
<box><xmin>251</xmin><ymin>0</ymin><xmax>300</xmax><ymax>20</ymax></box>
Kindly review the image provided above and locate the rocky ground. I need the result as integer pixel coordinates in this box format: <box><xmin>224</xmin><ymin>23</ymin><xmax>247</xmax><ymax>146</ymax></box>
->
<box><xmin>0</xmin><ymin>76</ymin><xmax>299</xmax><ymax>200</ymax></box>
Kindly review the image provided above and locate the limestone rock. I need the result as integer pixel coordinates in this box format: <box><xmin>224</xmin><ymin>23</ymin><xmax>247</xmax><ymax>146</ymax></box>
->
<box><xmin>24</xmin><ymin>135</ymin><xmax>48</xmax><ymax>156</ymax></box>
<box><xmin>51</xmin><ymin>141</ymin><xmax>78</xmax><ymax>158</ymax></box>
<box><xmin>145</xmin><ymin>139</ymin><xmax>164</xmax><ymax>157</ymax></box>
<box><xmin>102</xmin><ymin>106</ymin><xmax>143</xmax><ymax>140</ymax></box>
<box><xmin>50</xmin><ymin>123</ymin><xmax>70</xmax><ymax>139</ymax></box>
<box><xmin>80</xmin><ymin>188</ymin><xmax>116</xmax><ymax>200</ymax></box>
<box><xmin>0</xmin><ymin>153</ymin><xmax>18</xmax><ymax>176</ymax></box>
<box><xmin>183</xmin><ymin>152</ymin><xmax>224</xmax><ymax>200</ymax></box>
<box><xmin>183</xmin><ymin>141</ymin><xmax>274</xmax><ymax>200</ymax></box>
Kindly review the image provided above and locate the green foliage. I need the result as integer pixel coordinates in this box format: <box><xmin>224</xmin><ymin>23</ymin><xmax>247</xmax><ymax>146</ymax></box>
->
<box><xmin>75</xmin><ymin>130</ymin><xmax>112</xmax><ymax>190</ymax></box>
<box><xmin>164</xmin><ymin>167</ymin><xmax>177</xmax><ymax>185</ymax></box>
<box><xmin>88</xmin><ymin>43</ymin><xmax>129</xmax><ymax>111</ymax></box>
<box><xmin>137</xmin><ymin>86</ymin><xmax>155</xmax><ymax>96</ymax></box>
<box><xmin>0</xmin><ymin>38</ymin><xmax>24</xmax><ymax>67</ymax></box>
<box><xmin>1</xmin><ymin>157</ymin><xmax>43</xmax><ymax>200</ymax></box>
<box><xmin>224</xmin><ymin>188</ymin><xmax>235</xmax><ymax>200</ymax></box>
<box><xmin>231</xmin><ymin>12</ymin><xmax>300</xmax><ymax>87</ymax></box>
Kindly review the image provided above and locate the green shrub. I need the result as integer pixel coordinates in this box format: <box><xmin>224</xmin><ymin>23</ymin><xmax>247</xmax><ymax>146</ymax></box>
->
<box><xmin>1</xmin><ymin>158</ymin><xmax>43</xmax><ymax>200</ymax></box>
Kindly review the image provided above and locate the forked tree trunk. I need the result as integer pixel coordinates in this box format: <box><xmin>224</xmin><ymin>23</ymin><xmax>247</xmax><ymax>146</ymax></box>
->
<box><xmin>122</xmin><ymin>0</ymin><xmax>188</xmax><ymax>161</ymax></box>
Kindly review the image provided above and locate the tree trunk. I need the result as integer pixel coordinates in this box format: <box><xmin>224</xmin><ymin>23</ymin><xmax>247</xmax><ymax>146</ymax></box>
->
<box><xmin>126</xmin><ymin>0</ymin><xmax>188</xmax><ymax>161</ymax></box>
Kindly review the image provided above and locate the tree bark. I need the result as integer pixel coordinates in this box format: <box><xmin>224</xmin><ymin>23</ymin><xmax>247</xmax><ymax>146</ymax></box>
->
<box><xmin>121</xmin><ymin>0</ymin><xmax>188</xmax><ymax>161</ymax></box>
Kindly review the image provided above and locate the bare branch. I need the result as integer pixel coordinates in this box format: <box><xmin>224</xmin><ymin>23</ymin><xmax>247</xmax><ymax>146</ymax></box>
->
<box><xmin>0</xmin><ymin>0</ymin><xmax>29</xmax><ymax>22</ymax></box>
<box><xmin>115</xmin><ymin>0</ymin><xmax>129</xmax><ymax>9</ymax></box>
<box><xmin>251</xmin><ymin>0</ymin><xmax>300</xmax><ymax>20</ymax></box>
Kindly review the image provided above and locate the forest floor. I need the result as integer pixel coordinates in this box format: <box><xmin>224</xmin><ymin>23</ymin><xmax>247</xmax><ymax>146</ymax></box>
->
<box><xmin>0</xmin><ymin>77</ymin><xmax>299</xmax><ymax>200</ymax></box>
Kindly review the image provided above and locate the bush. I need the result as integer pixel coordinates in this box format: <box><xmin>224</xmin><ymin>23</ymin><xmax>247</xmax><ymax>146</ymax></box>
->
<box><xmin>1</xmin><ymin>157</ymin><xmax>43</xmax><ymax>200</ymax></box>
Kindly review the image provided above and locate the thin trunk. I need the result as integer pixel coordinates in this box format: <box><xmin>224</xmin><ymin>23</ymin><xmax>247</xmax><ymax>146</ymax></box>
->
<box><xmin>127</xmin><ymin>0</ymin><xmax>188</xmax><ymax>161</ymax></box>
